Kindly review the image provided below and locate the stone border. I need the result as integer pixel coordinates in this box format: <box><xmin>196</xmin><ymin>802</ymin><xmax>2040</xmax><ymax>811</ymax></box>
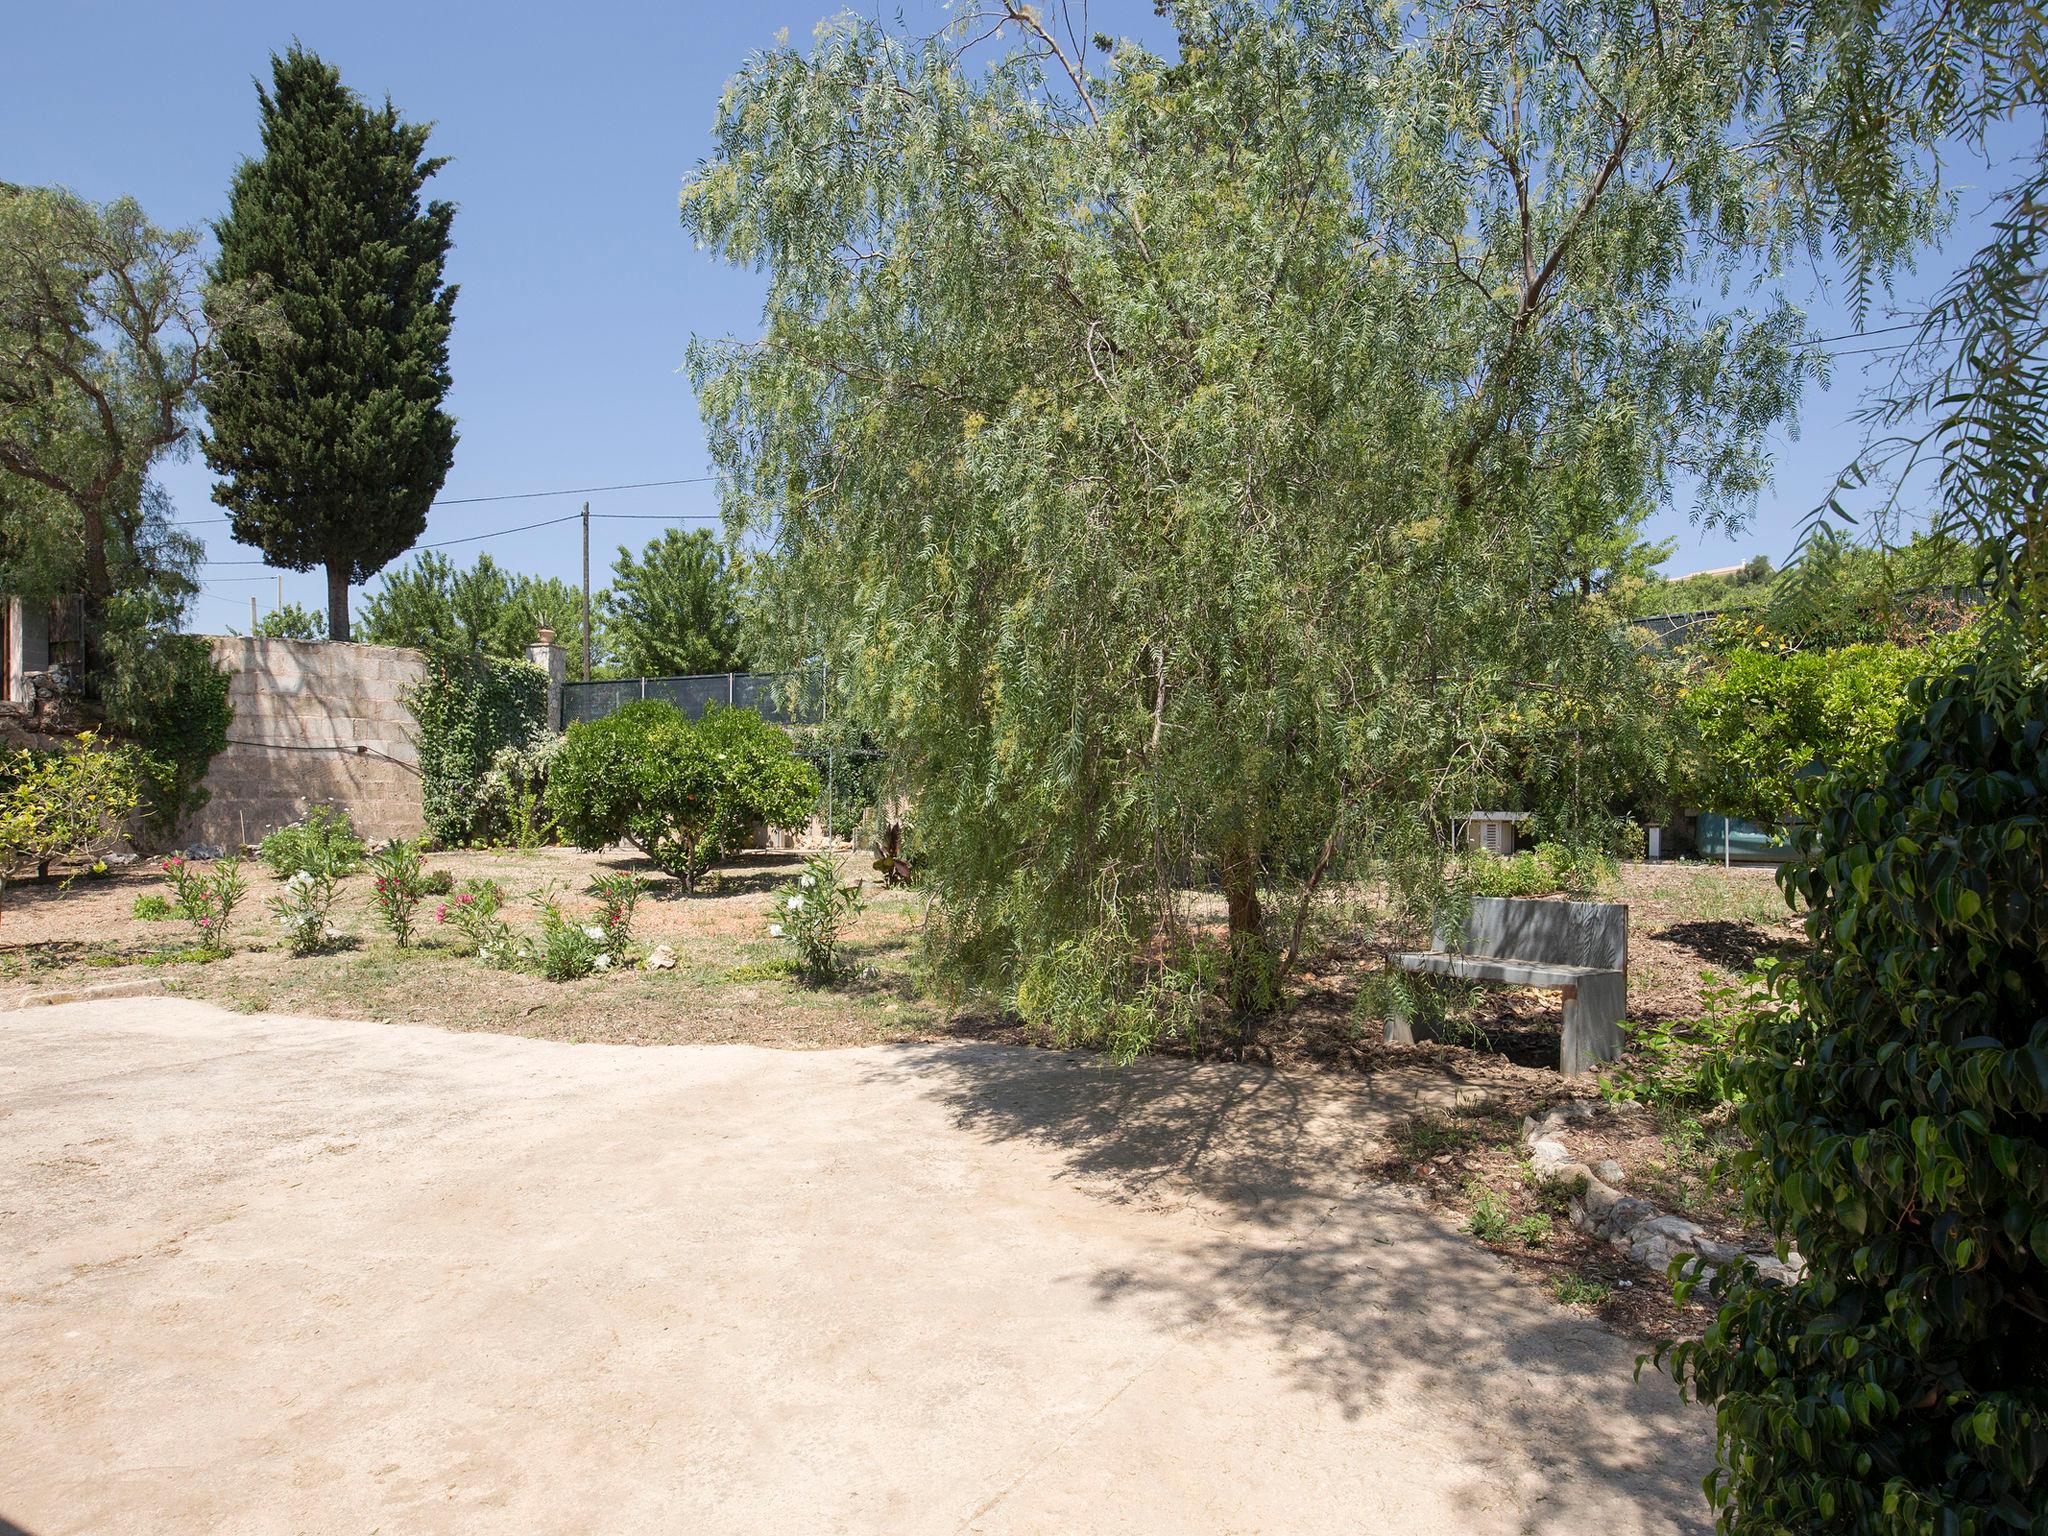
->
<box><xmin>3</xmin><ymin>977</ymin><xmax>165</xmax><ymax>1012</ymax></box>
<box><xmin>1522</xmin><ymin>1099</ymin><xmax>1801</xmax><ymax>1286</ymax></box>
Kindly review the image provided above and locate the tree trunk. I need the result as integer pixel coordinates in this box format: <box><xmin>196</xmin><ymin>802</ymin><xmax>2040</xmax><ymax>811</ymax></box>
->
<box><xmin>326</xmin><ymin>565</ymin><xmax>351</xmax><ymax>641</ymax></box>
<box><xmin>1220</xmin><ymin>842</ymin><xmax>1273</xmax><ymax>1020</ymax></box>
<box><xmin>79</xmin><ymin>500</ymin><xmax>110</xmax><ymax>687</ymax></box>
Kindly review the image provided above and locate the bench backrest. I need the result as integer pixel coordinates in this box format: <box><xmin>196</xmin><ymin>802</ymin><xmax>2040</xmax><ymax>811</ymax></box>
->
<box><xmin>1438</xmin><ymin>896</ymin><xmax>1628</xmax><ymax>971</ymax></box>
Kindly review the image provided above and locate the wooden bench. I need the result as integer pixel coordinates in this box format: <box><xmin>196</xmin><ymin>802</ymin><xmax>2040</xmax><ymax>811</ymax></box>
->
<box><xmin>1385</xmin><ymin>896</ymin><xmax>1628</xmax><ymax>1076</ymax></box>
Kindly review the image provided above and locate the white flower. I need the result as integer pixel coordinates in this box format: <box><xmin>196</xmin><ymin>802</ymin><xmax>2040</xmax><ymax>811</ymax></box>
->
<box><xmin>800</xmin><ymin>873</ymin><xmax>815</xmax><ymax>888</ymax></box>
<box><xmin>769</xmin><ymin>923</ymin><xmax>784</xmax><ymax>938</ymax></box>
<box><xmin>592</xmin><ymin>953</ymin><xmax>613</xmax><ymax>971</ymax></box>
<box><xmin>786</xmin><ymin>895</ymin><xmax>804</xmax><ymax>911</ymax></box>
<box><xmin>582</xmin><ymin>925</ymin><xmax>605</xmax><ymax>941</ymax></box>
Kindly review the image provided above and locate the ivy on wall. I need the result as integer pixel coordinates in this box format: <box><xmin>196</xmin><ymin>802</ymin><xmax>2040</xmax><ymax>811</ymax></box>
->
<box><xmin>405</xmin><ymin>653</ymin><xmax>549</xmax><ymax>846</ymax></box>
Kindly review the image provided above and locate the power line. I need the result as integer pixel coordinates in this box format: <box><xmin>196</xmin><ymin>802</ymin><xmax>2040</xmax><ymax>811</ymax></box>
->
<box><xmin>198</xmin><ymin>508</ymin><xmax>725</xmax><ymax>566</ymax></box>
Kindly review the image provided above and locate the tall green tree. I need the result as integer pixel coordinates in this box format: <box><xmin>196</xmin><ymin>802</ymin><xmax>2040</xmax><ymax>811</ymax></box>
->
<box><xmin>358</xmin><ymin>550</ymin><xmax>596</xmax><ymax>664</ymax></box>
<box><xmin>684</xmin><ymin>0</ymin><xmax>1891</xmax><ymax>1039</ymax></box>
<box><xmin>599</xmin><ymin>527</ymin><xmax>744</xmax><ymax>677</ymax></box>
<box><xmin>201</xmin><ymin>46</ymin><xmax>458</xmax><ymax>642</ymax></box>
<box><xmin>0</xmin><ymin>185</ymin><xmax>262</xmax><ymax>666</ymax></box>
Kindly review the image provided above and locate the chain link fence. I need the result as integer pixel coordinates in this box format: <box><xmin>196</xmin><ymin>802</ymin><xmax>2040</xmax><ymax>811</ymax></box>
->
<box><xmin>559</xmin><ymin>671</ymin><xmax>821</xmax><ymax>728</ymax></box>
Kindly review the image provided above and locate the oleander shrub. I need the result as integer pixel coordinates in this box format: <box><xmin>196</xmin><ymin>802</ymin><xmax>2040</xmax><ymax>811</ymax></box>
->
<box><xmin>767</xmin><ymin>852</ymin><xmax>863</xmax><ymax>982</ymax></box>
<box><xmin>365</xmin><ymin>839</ymin><xmax>428</xmax><ymax>946</ymax></box>
<box><xmin>1667</xmin><ymin>644</ymin><xmax>2048</xmax><ymax>1532</ymax></box>
<box><xmin>546</xmin><ymin>700</ymin><xmax>819</xmax><ymax>893</ymax></box>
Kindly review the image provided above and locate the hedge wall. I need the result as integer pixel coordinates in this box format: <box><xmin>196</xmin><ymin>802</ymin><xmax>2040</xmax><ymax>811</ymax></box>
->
<box><xmin>406</xmin><ymin>653</ymin><xmax>550</xmax><ymax>845</ymax></box>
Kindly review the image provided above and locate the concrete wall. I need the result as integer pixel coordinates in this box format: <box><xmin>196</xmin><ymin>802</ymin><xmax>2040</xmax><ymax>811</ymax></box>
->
<box><xmin>185</xmin><ymin>637</ymin><xmax>427</xmax><ymax>851</ymax></box>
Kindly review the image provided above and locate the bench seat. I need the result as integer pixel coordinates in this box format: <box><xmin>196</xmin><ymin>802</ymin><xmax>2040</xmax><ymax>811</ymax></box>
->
<box><xmin>1391</xmin><ymin>951</ymin><xmax>1618</xmax><ymax>992</ymax></box>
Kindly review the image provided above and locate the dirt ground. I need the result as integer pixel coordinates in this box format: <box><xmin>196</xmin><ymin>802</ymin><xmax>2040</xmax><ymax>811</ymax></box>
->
<box><xmin>1</xmin><ymin>996</ymin><xmax>1714</xmax><ymax>1534</ymax></box>
<box><xmin>0</xmin><ymin>850</ymin><xmax>1802</xmax><ymax>1060</ymax></box>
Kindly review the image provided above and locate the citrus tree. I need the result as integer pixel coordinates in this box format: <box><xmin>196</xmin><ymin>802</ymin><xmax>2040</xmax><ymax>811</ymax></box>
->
<box><xmin>546</xmin><ymin>701</ymin><xmax>818</xmax><ymax>892</ymax></box>
<box><xmin>0</xmin><ymin>734</ymin><xmax>141</xmax><ymax>918</ymax></box>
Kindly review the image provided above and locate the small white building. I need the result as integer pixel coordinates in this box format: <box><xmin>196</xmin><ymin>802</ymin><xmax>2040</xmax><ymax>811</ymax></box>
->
<box><xmin>1461</xmin><ymin>810</ymin><xmax>1531</xmax><ymax>855</ymax></box>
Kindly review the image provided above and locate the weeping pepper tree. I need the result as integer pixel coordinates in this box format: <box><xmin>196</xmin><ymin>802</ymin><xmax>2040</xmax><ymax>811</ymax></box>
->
<box><xmin>682</xmin><ymin>0</ymin><xmax>1858</xmax><ymax>1050</ymax></box>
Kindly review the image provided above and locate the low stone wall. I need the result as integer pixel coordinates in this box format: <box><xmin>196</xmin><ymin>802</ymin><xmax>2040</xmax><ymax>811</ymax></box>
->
<box><xmin>185</xmin><ymin>638</ymin><xmax>427</xmax><ymax>851</ymax></box>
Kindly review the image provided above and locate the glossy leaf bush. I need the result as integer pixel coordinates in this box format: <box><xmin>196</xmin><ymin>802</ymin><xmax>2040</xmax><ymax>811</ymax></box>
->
<box><xmin>1672</xmin><ymin>643</ymin><xmax>2048</xmax><ymax>1532</ymax></box>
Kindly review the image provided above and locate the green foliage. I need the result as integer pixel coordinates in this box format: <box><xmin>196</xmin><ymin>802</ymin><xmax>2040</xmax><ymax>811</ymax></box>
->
<box><xmin>474</xmin><ymin>736</ymin><xmax>564</xmax><ymax>850</ymax></box>
<box><xmin>132</xmin><ymin>893</ymin><xmax>178</xmax><ymax>921</ymax></box>
<box><xmin>1455</xmin><ymin>845</ymin><xmax>1616</xmax><ymax>899</ymax></box>
<box><xmin>97</xmin><ymin>590</ymin><xmax>234</xmax><ymax>841</ymax></box>
<box><xmin>361</xmin><ymin>551</ymin><xmax>597</xmax><ymax>667</ymax></box>
<box><xmin>0</xmin><ymin>734</ymin><xmax>142</xmax><ymax>898</ymax></box>
<box><xmin>0</xmin><ymin>184</ymin><xmax>268</xmax><ymax>661</ymax></box>
<box><xmin>526</xmin><ymin>883</ymin><xmax>630</xmax><ymax>981</ymax></box>
<box><xmin>266</xmin><ymin>866</ymin><xmax>341</xmax><ymax>955</ymax></box>
<box><xmin>365</xmin><ymin>839</ymin><xmax>427</xmax><ymax>946</ymax></box>
<box><xmin>257</xmin><ymin>805</ymin><xmax>367</xmax><ymax>879</ymax></box>
<box><xmin>201</xmin><ymin>45</ymin><xmax>457</xmax><ymax>640</ymax></box>
<box><xmin>1668</xmin><ymin>642</ymin><xmax>2048</xmax><ymax>1532</ymax></box>
<box><xmin>768</xmin><ymin>853</ymin><xmax>864</xmax><ymax>983</ymax></box>
<box><xmin>587</xmin><ymin>871</ymin><xmax>645</xmax><ymax>954</ymax></box>
<box><xmin>1464</xmin><ymin>1186</ymin><xmax>1514</xmax><ymax>1242</ymax></box>
<box><xmin>1550</xmin><ymin>1274</ymin><xmax>1612</xmax><ymax>1308</ymax></box>
<box><xmin>158</xmin><ymin>854</ymin><xmax>247</xmax><ymax>953</ymax></box>
<box><xmin>545</xmin><ymin>701</ymin><xmax>819</xmax><ymax>893</ymax></box>
<box><xmin>599</xmin><ymin>528</ymin><xmax>744</xmax><ymax>677</ymax></box>
<box><xmin>247</xmin><ymin>603</ymin><xmax>325</xmax><ymax>640</ymax></box>
<box><xmin>1599</xmin><ymin>974</ymin><xmax>1757</xmax><ymax>1114</ymax></box>
<box><xmin>684</xmin><ymin>0</ymin><xmax>1840</xmax><ymax>1047</ymax></box>
<box><xmin>434</xmin><ymin>878</ymin><xmax>514</xmax><ymax>963</ymax></box>
<box><xmin>788</xmin><ymin>720</ymin><xmax>886</xmax><ymax>841</ymax></box>
<box><xmin>405</xmin><ymin>653</ymin><xmax>550</xmax><ymax>845</ymax></box>
<box><xmin>1680</xmin><ymin>636</ymin><xmax>1961</xmax><ymax>825</ymax></box>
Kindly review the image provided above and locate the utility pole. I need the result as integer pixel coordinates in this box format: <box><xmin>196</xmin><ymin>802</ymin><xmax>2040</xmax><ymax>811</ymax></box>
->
<box><xmin>580</xmin><ymin>501</ymin><xmax>592</xmax><ymax>681</ymax></box>
<box><xmin>276</xmin><ymin>571</ymin><xmax>282</xmax><ymax>617</ymax></box>
<box><xmin>250</xmin><ymin>595</ymin><xmax>259</xmax><ymax>633</ymax></box>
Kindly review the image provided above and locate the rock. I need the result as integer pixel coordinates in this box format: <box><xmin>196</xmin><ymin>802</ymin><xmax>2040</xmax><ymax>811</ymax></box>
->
<box><xmin>643</xmin><ymin>944</ymin><xmax>677</xmax><ymax>972</ymax></box>
<box><xmin>1591</xmin><ymin>1158</ymin><xmax>1625</xmax><ymax>1184</ymax></box>
<box><xmin>1526</xmin><ymin>1136</ymin><xmax>1575</xmax><ymax>1171</ymax></box>
<box><xmin>182</xmin><ymin>843</ymin><xmax>224</xmax><ymax>861</ymax></box>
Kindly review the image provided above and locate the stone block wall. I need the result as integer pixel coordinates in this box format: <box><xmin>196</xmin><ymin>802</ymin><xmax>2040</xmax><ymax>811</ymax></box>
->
<box><xmin>184</xmin><ymin>638</ymin><xmax>428</xmax><ymax>850</ymax></box>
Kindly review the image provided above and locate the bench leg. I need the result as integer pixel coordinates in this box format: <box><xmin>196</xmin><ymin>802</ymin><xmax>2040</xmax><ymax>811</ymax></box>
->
<box><xmin>1561</xmin><ymin>972</ymin><xmax>1625</xmax><ymax>1076</ymax></box>
<box><xmin>1384</xmin><ymin>983</ymin><xmax>1436</xmax><ymax>1046</ymax></box>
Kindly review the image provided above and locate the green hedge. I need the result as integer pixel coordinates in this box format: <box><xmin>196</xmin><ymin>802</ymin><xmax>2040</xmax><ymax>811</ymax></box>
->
<box><xmin>406</xmin><ymin>653</ymin><xmax>550</xmax><ymax>845</ymax></box>
<box><xmin>1671</xmin><ymin>641</ymin><xmax>2048</xmax><ymax>1530</ymax></box>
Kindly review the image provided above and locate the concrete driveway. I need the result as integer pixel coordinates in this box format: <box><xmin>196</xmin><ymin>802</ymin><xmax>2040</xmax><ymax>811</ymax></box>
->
<box><xmin>1</xmin><ymin>998</ymin><xmax>1711</xmax><ymax>1534</ymax></box>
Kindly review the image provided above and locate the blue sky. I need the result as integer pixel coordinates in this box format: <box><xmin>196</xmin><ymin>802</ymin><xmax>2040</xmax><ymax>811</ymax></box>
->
<box><xmin>7</xmin><ymin>3</ymin><xmax>2021</xmax><ymax>634</ymax></box>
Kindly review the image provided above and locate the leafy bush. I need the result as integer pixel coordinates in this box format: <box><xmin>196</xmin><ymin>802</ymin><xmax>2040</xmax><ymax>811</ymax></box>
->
<box><xmin>421</xmin><ymin>868</ymin><xmax>454</xmax><ymax>896</ymax></box>
<box><xmin>159</xmin><ymin>854</ymin><xmax>247</xmax><ymax>953</ymax></box>
<box><xmin>1670</xmin><ymin>646</ymin><xmax>2048</xmax><ymax>1530</ymax></box>
<box><xmin>1455</xmin><ymin>843</ymin><xmax>1615</xmax><ymax>899</ymax></box>
<box><xmin>0</xmin><ymin>734</ymin><xmax>142</xmax><ymax>901</ymax></box>
<box><xmin>405</xmin><ymin>654</ymin><xmax>549</xmax><ymax>846</ymax></box>
<box><xmin>588</xmin><ymin>871</ymin><xmax>645</xmax><ymax>953</ymax></box>
<box><xmin>132</xmin><ymin>892</ymin><xmax>179</xmax><ymax>921</ymax></box>
<box><xmin>365</xmin><ymin>840</ymin><xmax>428</xmax><ymax>946</ymax></box>
<box><xmin>474</xmin><ymin>736</ymin><xmax>563</xmax><ymax>849</ymax></box>
<box><xmin>546</xmin><ymin>701</ymin><xmax>819</xmax><ymax>893</ymax></box>
<box><xmin>98</xmin><ymin>597</ymin><xmax>234</xmax><ymax>842</ymax></box>
<box><xmin>1598</xmin><ymin>974</ymin><xmax>1757</xmax><ymax>1113</ymax></box>
<box><xmin>1680</xmin><ymin>635</ymin><xmax>1970</xmax><ymax>826</ymax></box>
<box><xmin>266</xmin><ymin>867</ymin><xmax>341</xmax><ymax>955</ymax></box>
<box><xmin>257</xmin><ymin>805</ymin><xmax>366</xmax><ymax>879</ymax></box>
<box><xmin>434</xmin><ymin>878</ymin><xmax>515</xmax><ymax>963</ymax></box>
<box><xmin>768</xmin><ymin>853</ymin><xmax>864</xmax><ymax>982</ymax></box>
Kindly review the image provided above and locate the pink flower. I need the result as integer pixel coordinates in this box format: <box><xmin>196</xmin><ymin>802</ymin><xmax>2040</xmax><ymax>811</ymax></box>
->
<box><xmin>197</xmin><ymin>916</ymin><xmax>211</xmax><ymax>928</ymax></box>
<box><xmin>436</xmin><ymin>904</ymin><xmax>448</xmax><ymax>922</ymax></box>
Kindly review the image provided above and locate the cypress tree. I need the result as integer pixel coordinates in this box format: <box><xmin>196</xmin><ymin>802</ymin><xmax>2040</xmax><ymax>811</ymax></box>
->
<box><xmin>202</xmin><ymin>46</ymin><xmax>457</xmax><ymax>641</ymax></box>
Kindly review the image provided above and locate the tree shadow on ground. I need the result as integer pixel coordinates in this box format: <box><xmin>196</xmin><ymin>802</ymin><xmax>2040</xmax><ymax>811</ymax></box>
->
<box><xmin>1652</xmin><ymin>920</ymin><xmax>1798</xmax><ymax>971</ymax></box>
<box><xmin>861</xmin><ymin>1044</ymin><xmax>1713</xmax><ymax>1534</ymax></box>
